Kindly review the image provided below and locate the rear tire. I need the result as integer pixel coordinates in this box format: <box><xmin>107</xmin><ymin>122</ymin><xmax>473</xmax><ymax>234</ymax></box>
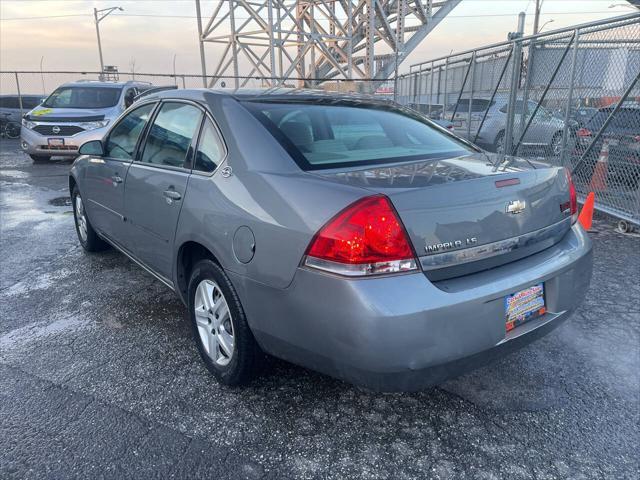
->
<box><xmin>71</xmin><ymin>185</ymin><xmax>108</xmax><ymax>252</ymax></box>
<box><xmin>30</xmin><ymin>154</ymin><xmax>51</xmax><ymax>163</ymax></box>
<box><xmin>547</xmin><ymin>132</ymin><xmax>563</xmax><ymax>157</ymax></box>
<box><xmin>188</xmin><ymin>259</ymin><xmax>261</xmax><ymax>386</ymax></box>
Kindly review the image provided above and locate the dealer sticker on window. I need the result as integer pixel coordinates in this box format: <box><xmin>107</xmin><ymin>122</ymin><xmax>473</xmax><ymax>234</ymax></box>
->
<box><xmin>505</xmin><ymin>283</ymin><xmax>546</xmax><ymax>332</ymax></box>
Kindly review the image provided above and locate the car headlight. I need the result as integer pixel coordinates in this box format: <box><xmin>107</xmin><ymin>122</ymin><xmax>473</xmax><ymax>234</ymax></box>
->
<box><xmin>78</xmin><ymin>120</ymin><xmax>110</xmax><ymax>130</ymax></box>
<box><xmin>22</xmin><ymin>118</ymin><xmax>36</xmax><ymax>130</ymax></box>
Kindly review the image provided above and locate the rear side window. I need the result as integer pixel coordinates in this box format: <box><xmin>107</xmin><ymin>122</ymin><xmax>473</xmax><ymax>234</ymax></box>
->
<box><xmin>194</xmin><ymin>119</ymin><xmax>225</xmax><ymax>173</ymax></box>
<box><xmin>243</xmin><ymin>101</ymin><xmax>473</xmax><ymax>170</ymax></box>
<box><xmin>499</xmin><ymin>100</ymin><xmax>530</xmax><ymax>114</ymax></box>
<box><xmin>451</xmin><ymin>99</ymin><xmax>494</xmax><ymax>112</ymax></box>
<box><xmin>105</xmin><ymin>103</ymin><xmax>155</xmax><ymax>160</ymax></box>
<box><xmin>140</xmin><ymin>102</ymin><xmax>202</xmax><ymax>168</ymax></box>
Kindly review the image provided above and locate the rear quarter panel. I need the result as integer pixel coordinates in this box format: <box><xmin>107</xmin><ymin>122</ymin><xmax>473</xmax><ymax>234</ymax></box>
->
<box><xmin>173</xmin><ymin>95</ymin><xmax>367</xmax><ymax>290</ymax></box>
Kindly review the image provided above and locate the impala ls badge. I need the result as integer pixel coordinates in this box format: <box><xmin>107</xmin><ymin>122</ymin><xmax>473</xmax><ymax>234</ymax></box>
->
<box><xmin>425</xmin><ymin>237</ymin><xmax>477</xmax><ymax>254</ymax></box>
<box><xmin>506</xmin><ymin>200</ymin><xmax>526</xmax><ymax>214</ymax></box>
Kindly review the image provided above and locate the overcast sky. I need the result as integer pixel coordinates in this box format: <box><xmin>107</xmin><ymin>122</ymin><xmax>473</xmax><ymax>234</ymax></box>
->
<box><xmin>0</xmin><ymin>0</ymin><xmax>636</xmax><ymax>77</ymax></box>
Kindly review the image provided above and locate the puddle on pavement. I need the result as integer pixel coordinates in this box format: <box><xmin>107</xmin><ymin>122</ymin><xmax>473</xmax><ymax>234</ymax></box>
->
<box><xmin>48</xmin><ymin>196</ymin><xmax>72</xmax><ymax>207</ymax></box>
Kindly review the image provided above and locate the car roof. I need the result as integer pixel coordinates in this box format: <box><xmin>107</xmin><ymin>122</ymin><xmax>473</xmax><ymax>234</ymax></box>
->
<box><xmin>597</xmin><ymin>103</ymin><xmax>640</xmax><ymax>111</ymax></box>
<box><xmin>0</xmin><ymin>94</ymin><xmax>43</xmax><ymax>98</ymax></box>
<box><xmin>58</xmin><ymin>80</ymin><xmax>150</xmax><ymax>88</ymax></box>
<box><xmin>146</xmin><ymin>87</ymin><xmax>395</xmax><ymax>106</ymax></box>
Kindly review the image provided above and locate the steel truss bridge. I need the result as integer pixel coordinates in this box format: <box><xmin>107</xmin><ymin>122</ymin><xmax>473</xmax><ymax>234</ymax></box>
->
<box><xmin>195</xmin><ymin>0</ymin><xmax>462</xmax><ymax>90</ymax></box>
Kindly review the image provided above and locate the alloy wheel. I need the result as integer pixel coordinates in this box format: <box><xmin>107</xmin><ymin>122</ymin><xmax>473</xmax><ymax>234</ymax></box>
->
<box><xmin>75</xmin><ymin>195</ymin><xmax>88</xmax><ymax>242</ymax></box>
<box><xmin>194</xmin><ymin>279</ymin><xmax>235</xmax><ymax>366</ymax></box>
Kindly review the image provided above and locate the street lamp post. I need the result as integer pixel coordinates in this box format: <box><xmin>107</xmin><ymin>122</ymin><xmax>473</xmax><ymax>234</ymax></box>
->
<box><xmin>94</xmin><ymin>6</ymin><xmax>123</xmax><ymax>75</ymax></box>
<box><xmin>538</xmin><ymin>19</ymin><xmax>554</xmax><ymax>33</ymax></box>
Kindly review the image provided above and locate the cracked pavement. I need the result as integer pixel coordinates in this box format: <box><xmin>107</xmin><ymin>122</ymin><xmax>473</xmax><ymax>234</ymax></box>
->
<box><xmin>1</xmin><ymin>139</ymin><xmax>638</xmax><ymax>479</ymax></box>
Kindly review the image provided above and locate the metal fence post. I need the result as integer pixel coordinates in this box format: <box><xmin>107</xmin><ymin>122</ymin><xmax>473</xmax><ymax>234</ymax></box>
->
<box><xmin>504</xmin><ymin>13</ymin><xmax>526</xmax><ymax>157</ymax></box>
<box><xmin>467</xmin><ymin>52</ymin><xmax>476</xmax><ymax>139</ymax></box>
<box><xmin>519</xmin><ymin>39</ymin><xmax>533</xmax><ymax>139</ymax></box>
<box><xmin>443</xmin><ymin>57</ymin><xmax>449</xmax><ymax>119</ymax></box>
<box><xmin>560</xmin><ymin>28</ymin><xmax>580</xmax><ymax>166</ymax></box>
<box><xmin>429</xmin><ymin>61</ymin><xmax>435</xmax><ymax>117</ymax></box>
<box><xmin>14</xmin><ymin>72</ymin><xmax>23</xmax><ymax>117</ymax></box>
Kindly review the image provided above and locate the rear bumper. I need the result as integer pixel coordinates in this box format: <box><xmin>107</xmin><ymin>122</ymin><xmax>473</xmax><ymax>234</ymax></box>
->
<box><xmin>20</xmin><ymin>125</ymin><xmax>108</xmax><ymax>157</ymax></box>
<box><xmin>230</xmin><ymin>224</ymin><xmax>592</xmax><ymax>392</ymax></box>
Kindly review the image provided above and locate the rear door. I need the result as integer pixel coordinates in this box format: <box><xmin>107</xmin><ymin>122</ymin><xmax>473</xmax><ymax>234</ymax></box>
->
<box><xmin>122</xmin><ymin>101</ymin><xmax>203</xmax><ymax>281</ymax></box>
<box><xmin>84</xmin><ymin>102</ymin><xmax>156</xmax><ymax>245</ymax></box>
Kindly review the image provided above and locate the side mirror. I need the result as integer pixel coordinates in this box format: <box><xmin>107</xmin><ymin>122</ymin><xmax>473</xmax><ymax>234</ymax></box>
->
<box><xmin>79</xmin><ymin>140</ymin><xmax>105</xmax><ymax>156</ymax></box>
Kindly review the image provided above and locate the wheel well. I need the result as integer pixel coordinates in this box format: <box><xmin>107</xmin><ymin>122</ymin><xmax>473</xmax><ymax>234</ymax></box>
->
<box><xmin>176</xmin><ymin>241</ymin><xmax>218</xmax><ymax>303</ymax></box>
<box><xmin>69</xmin><ymin>176</ymin><xmax>77</xmax><ymax>196</ymax></box>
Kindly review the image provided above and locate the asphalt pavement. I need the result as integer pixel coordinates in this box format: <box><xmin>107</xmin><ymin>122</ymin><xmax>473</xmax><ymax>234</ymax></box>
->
<box><xmin>1</xmin><ymin>138</ymin><xmax>638</xmax><ymax>480</ymax></box>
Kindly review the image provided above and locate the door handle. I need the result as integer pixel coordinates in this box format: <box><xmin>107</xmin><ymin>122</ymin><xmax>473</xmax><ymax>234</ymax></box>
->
<box><xmin>163</xmin><ymin>190</ymin><xmax>182</xmax><ymax>202</ymax></box>
<box><xmin>111</xmin><ymin>175</ymin><xmax>123</xmax><ymax>185</ymax></box>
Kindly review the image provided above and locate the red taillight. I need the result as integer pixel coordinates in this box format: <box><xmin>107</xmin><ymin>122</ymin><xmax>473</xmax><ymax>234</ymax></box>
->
<box><xmin>565</xmin><ymin>168</ymin><xmax>578</xmax><ymax>223</ymax></box>
<box><xmin>304</xmin><ymin>195</ymin><xmax>418</xmax><ymax>276</ymax></box>
<box><xmin>576</xmin><ymin>128</ymin><xmax>592</xmax><ymax>137</ymax></box>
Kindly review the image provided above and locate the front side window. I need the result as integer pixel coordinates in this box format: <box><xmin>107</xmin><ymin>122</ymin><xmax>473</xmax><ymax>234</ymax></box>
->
<box><xmin>105</xmin><ymin>103</ymin><xmax>155</xmax><ymax>160</ymax></box>
<box><xmin>140</xmin><ymin>102</ymin><xmax>202</xmax><ymax>168</ymax></box>
<box><xmin>43</xmin><ymin>86</ymin><xmax>122</xmax><ymax>109</ymax></box>
<box><xmin>243</xmin><ymin>101</ymin><xmax>474</xmax><ymax>170</ymax></box>
<box><xmin>194</xmin><ymin>119</ymin><xmax>225</xmax><ymax>173</ymax></box>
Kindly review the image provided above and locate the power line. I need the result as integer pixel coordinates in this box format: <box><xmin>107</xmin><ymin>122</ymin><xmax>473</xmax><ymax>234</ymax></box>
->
<box><xmin>1</xmin><ymin>10</ymin><xmax>635</xmax><ymax>21</ymax></box>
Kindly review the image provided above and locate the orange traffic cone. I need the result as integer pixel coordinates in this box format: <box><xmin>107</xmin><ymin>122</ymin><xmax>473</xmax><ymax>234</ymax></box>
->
<box><xmin>589</xmin><ymin>138</ymin><xmax>610</xmax><ymax>191</ymax></box>
<box><xmin>579</xmin><ymin>191</ymin><xmax>595</xmax><ymax>231</ymax></box>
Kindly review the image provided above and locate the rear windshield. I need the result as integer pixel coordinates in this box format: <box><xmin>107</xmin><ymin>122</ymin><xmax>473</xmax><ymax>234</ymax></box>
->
<box><xmin>242</xmin><ymin>101</ymin><xmax>474</xmax><ymax>170</ymax></box>
<box><xmin>43</xmin><ymin>86</ymin><xmax>122</xmax><ymax>109</ymax></box>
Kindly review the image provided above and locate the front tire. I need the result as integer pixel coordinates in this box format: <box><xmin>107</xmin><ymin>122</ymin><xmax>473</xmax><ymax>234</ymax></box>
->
<box><xmin>71</xmin><ymin>186</ymin><xmax>108</xmax><ymax>252</ymax></box>
<box><xmin>30</xmin><ymin>154</ymin><xmax>51</xmax><ymax>163</ymax></box>
<box><xmin>5</xmin><ymin>122</ymin><xmax>20</xmax><ymax>139</ymax></box>
<box><xmin>493</xmin><ymin>130</ymin><xmax>505</xmax><ymax>154</ymax></box>
<box><xmin>188</xmin><ymin>259</ymin><xmax>261</xmax><ymax>386</ymax></box>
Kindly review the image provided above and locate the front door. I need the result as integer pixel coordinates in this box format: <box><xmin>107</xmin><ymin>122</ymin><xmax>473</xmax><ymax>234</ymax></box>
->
<box><xmin>123</xmin><ymin>101</ymin><xmax>203</xmax><ymax>280</ymax></box>
<box><xmin>84</xmin><ymin>102</ymin><xmax>155</xmax><ymax>245</ymax></box>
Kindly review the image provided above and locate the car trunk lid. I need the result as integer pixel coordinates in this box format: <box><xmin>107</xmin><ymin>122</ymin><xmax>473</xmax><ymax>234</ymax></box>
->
<box><xmin>314</xmin><ymin>153</ymin><xmax>573</xmax><ymax>280</ymax></box>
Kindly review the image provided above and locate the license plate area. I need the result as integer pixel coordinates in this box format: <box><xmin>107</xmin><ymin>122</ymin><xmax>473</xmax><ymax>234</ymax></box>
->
<box><xmin>505</xmin><ymin>283</ymin><xmax>546</xmax><ymax>332</ymax></box>
<box><xmin>48</xmin><ymin>138</ymin><xmax>65</xmax><ymax>147</ymax></box>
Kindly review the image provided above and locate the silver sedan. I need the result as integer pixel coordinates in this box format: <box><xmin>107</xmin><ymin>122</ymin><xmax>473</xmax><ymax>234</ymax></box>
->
<box><xmin>69</xmin><ymin>89</ymin><xmax>592</xmax><ymax>391</ymax></box>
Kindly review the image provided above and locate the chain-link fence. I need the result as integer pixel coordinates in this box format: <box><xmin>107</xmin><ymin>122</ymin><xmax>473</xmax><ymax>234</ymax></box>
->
<box><xmin>0</xmin><ymin>70</ymin><xmax>387</xmax><ymax>112</ymax></box>
<box><xmin>2</xmin><ymin>14</ymin><xmax>638</xmax><ymax>222</ymax></box>
<box><xmin>397</xmin><ymin>13</ymin><xmax>640</xmax><ymax>225</ymax></box>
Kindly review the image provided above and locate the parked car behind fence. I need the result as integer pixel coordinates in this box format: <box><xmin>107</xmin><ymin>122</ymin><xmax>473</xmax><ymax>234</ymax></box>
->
<box><xmin>443</xmin><ymin>96</ymin><xmax>570</xmax><ymax>156</ymax></box>
<box><xmin>0</xmin><ymin>94</ymin><xmax>44</xmax><ymax>122</ymax></box>
<box><xmin>573</xmin><ymin>104</ymin><xmax>640</xmax><ymax>190</ymax></box>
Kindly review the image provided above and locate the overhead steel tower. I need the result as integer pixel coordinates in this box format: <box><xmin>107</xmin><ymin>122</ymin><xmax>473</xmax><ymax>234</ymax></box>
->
<box><xmin>195</xmin><ymin>0</ymin><xmax>461</xmax><ymax>90</ymax></box>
